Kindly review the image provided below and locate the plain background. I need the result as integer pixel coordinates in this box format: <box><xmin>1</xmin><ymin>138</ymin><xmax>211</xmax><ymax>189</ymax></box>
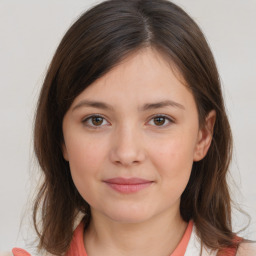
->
<box><xmin>0</xmin><ymin>0</ymin><xmax>255</xmax><ymax>252</ymax></box>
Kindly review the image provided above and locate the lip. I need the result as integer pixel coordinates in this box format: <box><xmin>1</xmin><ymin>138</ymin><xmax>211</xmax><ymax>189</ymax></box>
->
<box><xmin>103</xmin><ymin>177</ymin><xmax>154</xmax><ymax>194</ymax></box>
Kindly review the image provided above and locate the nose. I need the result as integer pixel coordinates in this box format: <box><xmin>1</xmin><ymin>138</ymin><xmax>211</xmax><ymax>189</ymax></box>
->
<box><xmin>109</xmin><ymin>125</ymin><xmax>146</xmax><ymax>167</ymax></box>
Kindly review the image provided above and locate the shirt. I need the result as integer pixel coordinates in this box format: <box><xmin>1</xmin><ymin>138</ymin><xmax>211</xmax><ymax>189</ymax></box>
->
<box><xmin>11</xmin><ymin>219</ymin><xmax>242</xmax><ymax>256</ymax></box>
<box><xmin>66</xmin><ymin>219</ymin><xmax>202</xmax><ymax>256</ymax></box>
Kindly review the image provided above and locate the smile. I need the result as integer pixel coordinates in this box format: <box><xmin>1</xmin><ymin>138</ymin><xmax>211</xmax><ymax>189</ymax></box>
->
<box><xmin>103</xmin><ymin>177</ymin><xmax>154</xmax><ymax>194</ymax></box>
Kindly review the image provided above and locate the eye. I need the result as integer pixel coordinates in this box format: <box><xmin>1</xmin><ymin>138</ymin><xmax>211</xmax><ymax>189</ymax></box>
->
<box><xmin>148</xmin><ymin>115</ymin><xmax>174</xmax><ymax>127</ymax></box>
<box><xmin>82</xmin><ymin>115</ymin><xmax>110</xmax><ymax>128</ymax></box>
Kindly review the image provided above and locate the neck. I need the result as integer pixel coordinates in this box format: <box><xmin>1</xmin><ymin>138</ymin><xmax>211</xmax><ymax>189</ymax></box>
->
<box><xmin>84</xmin><ymin>208</ymin><xmax>188</xmax><ymax>256</ymax></box>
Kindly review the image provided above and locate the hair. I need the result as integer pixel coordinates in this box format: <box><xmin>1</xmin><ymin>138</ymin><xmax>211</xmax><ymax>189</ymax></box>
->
<box><xmin>33</xmin><ymin>0</ymin><xmax>236</xmax><ymax>254</ymax></box>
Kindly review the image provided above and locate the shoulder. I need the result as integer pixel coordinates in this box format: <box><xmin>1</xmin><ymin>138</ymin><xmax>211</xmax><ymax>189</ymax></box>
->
<box><xmin>236</xmin><ymin>242</ymin><xmax>256</xmax><ymax>256</ymax></box>
<box><xmin>2</xmin><ymin>248</ymin><xmax>31</xmax><ymax>256</ymax></box>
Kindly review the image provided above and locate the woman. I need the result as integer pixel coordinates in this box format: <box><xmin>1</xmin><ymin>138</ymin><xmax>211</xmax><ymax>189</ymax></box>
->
<box><xmin>8</xmin><ymin>0</ymin><xmax>256</xmax><ymax>255</ymax></box>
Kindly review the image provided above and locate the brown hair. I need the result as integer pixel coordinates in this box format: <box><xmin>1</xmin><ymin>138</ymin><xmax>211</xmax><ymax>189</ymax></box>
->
<box><xmin>33</xmin><ymin>0</ymin><xmax>236</xmax><ymax>254</ymax></box>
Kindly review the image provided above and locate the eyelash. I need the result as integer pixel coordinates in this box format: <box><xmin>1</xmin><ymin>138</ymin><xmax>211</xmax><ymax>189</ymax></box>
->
<box><xmin>82</xmin><ymin>114</ymin><xmax>174</xmax><ymax>129</ymax></box>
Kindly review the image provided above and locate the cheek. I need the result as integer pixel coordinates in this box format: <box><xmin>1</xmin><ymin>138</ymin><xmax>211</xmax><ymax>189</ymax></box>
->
<box><xmin>65</xmin><ymin>134</ymin><xmax>108</xmax><ymax>190</ymax></box>
<box><xmin>152</xmin><ymin>140</ymin><xmax>194</xmax><ymax>203</ymax></box>
<box><xmin>66</xmin><ymin>136</ymin><xmax>108</xmax><ymax>204</ymax></box>
<box><xmin>66</xmin><ymin>133</ymin><xmax>104</xmax><ymax>168</ymax></box>
<box><xmin>150</xmin><ymin>133</ymin><xmax>196</xmax><ymax>185</ymax></box>
<box><xmin>154</xmin><ymin>135</ymin><xmax>196</xmax><ymax>166</ymax></box>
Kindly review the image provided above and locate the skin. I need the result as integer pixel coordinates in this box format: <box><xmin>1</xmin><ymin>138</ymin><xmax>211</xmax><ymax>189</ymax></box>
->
<box><xmin>62</xmin><ymin>47</ymin><xmax>216</xmax><ymax>256</ymax></box>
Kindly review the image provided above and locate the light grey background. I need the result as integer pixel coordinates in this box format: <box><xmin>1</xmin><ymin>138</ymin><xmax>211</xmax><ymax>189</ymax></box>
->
<box><xmin>0</xmin><ymin>0</ymin><xmax>255</xmax><ymax>252</ymax></box>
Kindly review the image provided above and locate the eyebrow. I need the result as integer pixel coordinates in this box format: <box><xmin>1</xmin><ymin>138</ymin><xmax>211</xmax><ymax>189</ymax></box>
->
<box><xmin>72</xmin><ymin>99</ymin><xmax>185</xmax><ymax>112</ymax></box>
<box><xmin>140</xmin><ymin>100</ymin><xmax>185</xmax><ymax>111</ymax></box>
<box><xmin>72</xmin><ymin>100</ymin><xmax>115</xmax><ymax>112</ymax></box>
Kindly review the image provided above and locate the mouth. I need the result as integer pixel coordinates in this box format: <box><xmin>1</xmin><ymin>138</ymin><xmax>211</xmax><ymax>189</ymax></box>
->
<box><xmin>103</xmin><ymin>177</ymin><xmax>154</xmax><ymax>194</ymax></box>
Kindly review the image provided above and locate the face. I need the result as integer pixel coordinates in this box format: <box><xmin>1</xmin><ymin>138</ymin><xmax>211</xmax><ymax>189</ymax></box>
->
<box><xmin>62</xmin><ymin>48</ymin><xmax>214</xmax><ymax>224</ymax></box>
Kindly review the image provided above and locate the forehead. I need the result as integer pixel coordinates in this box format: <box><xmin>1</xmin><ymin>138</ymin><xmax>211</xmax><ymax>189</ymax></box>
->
<box><xmin>70</xmin><ymin>47</ymin><xmax>194</xmax><ymax>110</ymax></box>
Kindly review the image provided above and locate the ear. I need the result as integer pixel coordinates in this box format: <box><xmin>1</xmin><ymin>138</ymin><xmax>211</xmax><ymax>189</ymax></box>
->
<box><xmin>193</xmin><ymin>110</ymin><xmax>216</xmax><ymax>162</ymax></box>
<box><xmin>62</xmin><ymin>142</ymin><xmax>69</xmax><ymax>161</ymax></box>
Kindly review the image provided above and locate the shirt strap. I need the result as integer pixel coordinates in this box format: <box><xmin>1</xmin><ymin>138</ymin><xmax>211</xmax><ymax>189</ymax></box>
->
<box><xmin>171</xmin><ymin>220</ymin><xmax>193</xmax><ymax>256</ymax></box>
<box><xmin>66</xmin><ymin>220</ymin><xmax>88</xmax><ymax>256</ymax></box>
<box><xmin>217</xmin><ymin>236</ymin><xmax>243</xmax><ymax>256</ymax></box>
<box><xmin>11</xmin><ymin>248</ymin><xmax>31</xmax><ymax>256</ymax></box>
